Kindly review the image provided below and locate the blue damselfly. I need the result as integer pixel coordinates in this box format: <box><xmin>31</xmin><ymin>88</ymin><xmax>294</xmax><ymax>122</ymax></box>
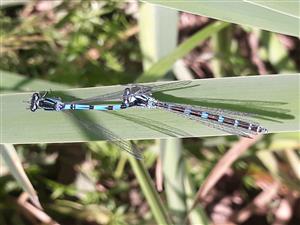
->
<box><xmin>121</xmin><ymin>85</ymin><xmax>268</xmax><ymax>138</ymax></box>
<box><xmin>28</xmin><ymin>91</ymin><xmax>142</xmax><ymax>159</ymax></box>
<box><xmin>27</xmin><ymin>81</ymin><xmax>191</xmax><ymax>159</ymax></box>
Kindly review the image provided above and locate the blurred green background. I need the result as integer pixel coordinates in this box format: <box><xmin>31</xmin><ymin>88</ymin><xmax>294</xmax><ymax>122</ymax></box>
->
<box><xmin>0</xmin><ymin>0</ymin><xmax>299</xmax><ymax>225</ymax></box>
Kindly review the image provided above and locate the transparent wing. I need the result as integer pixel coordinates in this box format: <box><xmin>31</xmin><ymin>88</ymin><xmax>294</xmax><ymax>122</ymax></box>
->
<box><xmin>148</xmin><ymin>80</ymin><xmax>192</xmax><ymax>92</ymax></box>
<box><xmin>66</xmin><ymin>111</ymin><xmax>143</xmax><ymax>160</ymax></box>
<box><xmin>110</xmin><ymin>109</ymin><xmax>192</xmax><ymax>137</ymax></box>
<box><xmin>70</xmin><ymin>80</ymin><xmax>192</xmax><ymax>104</ymax></box>
<box><xmin>70</xmin><ymin>89</ymin><xmax>125</xmax><ymax>104</ymax></box>
<box><xmin>155</xmin><ymin>103</ymin><xmax>262</xmax><ymax>137</ymax></box>
<box><xmin>187</xmin><ymin>113</ymin><xmax>254</xmax><ymax>137</ymax></box>
<box><xmin>159</xmin><ymin>107</ymin><xmax>254</xmax><ymax>137</ymax></box>
<box><xmin>132</xmin><ymin>80</ymin><xmax>192</xmax><ymax>95</ymax></box>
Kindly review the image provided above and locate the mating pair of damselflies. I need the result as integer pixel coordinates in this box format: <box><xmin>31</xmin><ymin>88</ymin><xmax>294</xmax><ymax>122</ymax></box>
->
<box><xmin>27</xmin><ymin>81</ymin><xmax>268</xmax><ymax>159</ymax></box>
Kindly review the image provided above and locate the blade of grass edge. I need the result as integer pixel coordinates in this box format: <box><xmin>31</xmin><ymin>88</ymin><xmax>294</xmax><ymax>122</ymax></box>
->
<box><xmin>128</xmin><ymin>156</ymin><xmax>173</xmax><ymax>224</ymax></box>
<box><xmin>139</xmin><ymin>2</ymin><xmax>178</xmax><ymax>71</ymax></box>
<box><xmin>142</xmin><ymin>0</ymin><xmax>300</xmax><ymax>37</ymax></box>
<box><xmin>137</xmin><ymin>21</ymin><xmax>229</xmax><ymax>82</ymax></box>
<box><xmin>0</xmin><ymin>144</ymin><xmax>42</xmax><ymax>209</ymax></box>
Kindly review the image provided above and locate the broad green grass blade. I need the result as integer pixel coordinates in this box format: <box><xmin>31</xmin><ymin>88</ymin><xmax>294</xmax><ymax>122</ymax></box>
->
<box><xmin>139</xmin><ymin>3</ymin><xmax>178</xmax><ymax>70</ymax></box>
<box><xmin>0</xmin><ymin>144</ymin><xmax>42</xmax><ymax>208</ymax></box>
<box><xmin>138</xmin><ymin>21</ymin><xmax>229</xmax><ymax>82</ymax></box>
<box><xmin>247</xmin><ymin>0</ymin><xmax>299</xmax><ymax>19</ymax></box>
<box><xmin>1</xmin><ymin>74</ymin><xmax>299</xmax><ymax>143</ymax></box>
<box><xmin>143</xmin><ymin>0</ymin><xmax>300</xmax><ymax>37</ymax></box>
<box><xmin>0</xmin><ymin>70</ymin><xmax>69</xmax><ymax>93</ymax></box>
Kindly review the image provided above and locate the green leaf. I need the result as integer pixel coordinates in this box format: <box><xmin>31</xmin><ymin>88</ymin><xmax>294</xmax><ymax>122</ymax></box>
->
<box><xmin>1</xmin><ymin>74</ymin><xmax>299</xmax><ymax>143</ymax></box>
<box><xmin>143</xmin><ymin>0</ymin><xmax>300</xmax><ymax>37</ymax></box>
<box><xmin>138</xmin><ymin>21</ymin><xmax>229</xmax><ymax>82</ymax></box>
<box><xmin>249</xmin><ymin>0</ymin><xmax>299</xmax><ymax>18</ymax></box>
<box><xmin>139</xmin><ymin>3</ymin><xmax>178</xmax><ymax>70</ymax></box>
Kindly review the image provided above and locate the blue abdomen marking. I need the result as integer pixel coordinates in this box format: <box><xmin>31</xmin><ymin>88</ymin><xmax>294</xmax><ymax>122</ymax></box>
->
<box><xmin>94</xmin><ymin>105</ymin><xmax>109</xmax><ymax>111</ymax></box>
<box><xmin>75</xmin><ymin>104</ymin><xmax>91</xmax><ymax>110</ymax></box>
<box><xmin>62</xmin><ymin>104</ymin><xmax>124</xmax><ymax>111</ymax></box>
<box><xmin>201</xmin><ymin>112</ymin><xmax>208</xmax><ymax>119</ymax></box>
<box><xmin>63</xmin><ymin>104</ymin><xmax>72</xmax><ymax>110</ymax></box>
<box><xmin>218</xmin><ymin>116</ymin><xmax>224</xmax><ymax>123</ymax></box>
<box><xmin>184</xmin><ymin>108</ymin><xmax>191</xmax><ymax>115</ymax></box>
<box><xmin>113</xmin><ymin>105</ymin><xmax>121</xmax><ymax>110</ymax></box>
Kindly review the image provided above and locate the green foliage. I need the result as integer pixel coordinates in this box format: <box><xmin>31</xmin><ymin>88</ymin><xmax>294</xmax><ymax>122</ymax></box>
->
<box><xmin>138</xmin><ymin>21</ymin><xmax>229</xmax><ymax>82</ymax></box>
<box><xmin>0</xmin><ymin>0</ymin><xmax>142</xmax><ymax>86</ymax></box>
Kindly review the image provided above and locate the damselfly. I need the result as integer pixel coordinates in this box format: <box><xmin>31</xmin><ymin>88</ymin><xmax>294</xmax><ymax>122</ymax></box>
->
<box><xmin>121</xmin><ymin>85</ymin><xmax>268</xmax><ymax>138</ymax></box>
<box><xmin>70</xmin><ymin>80</ymin><xmax>192</xmax><ymax>103</ymax></box>
<box><xmin>27</xmin><ymin>91</ymin><xmax>142</xmax><ymax>159</ymax></box>
<box><xmin>29</xmin><ymin>92</ymin><xmax>130</xmax><ymax>112</ymax></box>
<box><xmin>27</xmin><ymin>81</ymin><xmax>192</xmax><ymax>159</ymax></box>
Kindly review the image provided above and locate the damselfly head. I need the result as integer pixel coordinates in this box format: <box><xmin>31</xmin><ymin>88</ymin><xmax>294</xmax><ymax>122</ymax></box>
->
<box><xmin>122</xmin><ymin>88</ymin><xmax>131</xmax><ymax>105</ymax></box>
<box><xmin>29</xmin><ymin>92</ymin><xmax>42</xmax><ymax>112</ymax></box>
<box><xmin>123</xmin><ymin>88</ymin><xmax>131</xmax><ymax>97</ymax></box>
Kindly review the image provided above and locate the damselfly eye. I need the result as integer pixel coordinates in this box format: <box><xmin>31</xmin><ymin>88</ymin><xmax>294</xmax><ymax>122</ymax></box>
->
<box><xmin>124</xmin><ymin>88</ymin><xmax>130</xmax><ymax>96</ymax></box>
<box><xmin>33</xmin><ymin>93</ymin><xmax>39</xmax><ymax>101</ymax></box>
<box><xmin>29</xmin><ymin>93</ymin><xmax>41</xmax><ymax>112</ymax></box>
<box><xmin>30</xmin><ymin>104</ymin><xmax>37</xmax><ymax>112</ymax></box>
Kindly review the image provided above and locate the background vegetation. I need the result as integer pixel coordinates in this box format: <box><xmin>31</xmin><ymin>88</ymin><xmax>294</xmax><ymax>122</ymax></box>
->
<box><xmin>0</xmin><ymin>0</ymin><xmax>299</xmax><ymax>225</ymax></box>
